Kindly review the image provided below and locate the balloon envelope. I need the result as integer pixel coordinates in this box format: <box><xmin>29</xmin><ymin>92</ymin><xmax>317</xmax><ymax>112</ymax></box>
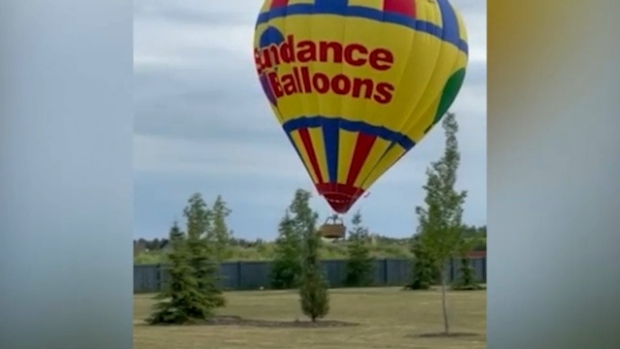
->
<box><xmin>253</xmin><ymin>0</ymin><xmax>468</xmax><ymax>213</ymax></box>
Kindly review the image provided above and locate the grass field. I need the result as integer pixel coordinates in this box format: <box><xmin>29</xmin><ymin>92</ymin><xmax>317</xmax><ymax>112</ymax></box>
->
<box><xmin>134</xmin><ymin>288</ymin><xmax>486</xmax><ymax>349</ymax></box>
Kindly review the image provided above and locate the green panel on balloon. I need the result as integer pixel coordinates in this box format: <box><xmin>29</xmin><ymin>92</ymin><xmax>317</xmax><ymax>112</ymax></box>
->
<box><xmin>426</xmin><ymin>68</ymin><xmax>467</xmax><ymax>134</ymax></box>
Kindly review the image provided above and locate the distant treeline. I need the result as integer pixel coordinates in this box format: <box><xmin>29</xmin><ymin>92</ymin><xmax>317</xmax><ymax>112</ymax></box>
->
<box><xmin>134</xmin><ymin>225</ymin><xmax>486</xmax><ymax>264</ymax></box>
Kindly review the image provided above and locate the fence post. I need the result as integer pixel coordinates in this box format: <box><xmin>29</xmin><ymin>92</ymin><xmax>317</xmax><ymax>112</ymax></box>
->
<box><xmin>237</xmin><ymin>261</ymin><xmax>242</xmax><ymax>289</ymax></box>
<box><xmin>156</xmin><ymin>263</ymin><xmax>163</xmax><ymax>292</ymax></box>
<box><xmin>383</xmin><ymin>259</ymin><xmax>389</xmax><ymax>286</ymax></box>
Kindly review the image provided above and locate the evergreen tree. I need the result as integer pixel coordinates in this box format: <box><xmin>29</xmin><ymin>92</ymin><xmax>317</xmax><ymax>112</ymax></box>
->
<box><xmin>451</xmin><ymin>256</ymin><xmax>482</xmax><ymax>290</ymax></box>
<box><xmin>147</xmin><ymin>222</ymin><xmax>208</xmax><ymax>324</ymax></box>
<box><xmin>344</xmin><ymin>211</ymin><xmax>375</xmax><ymax>287</ymax></box>
<box><xmin>211</xmin><ymin>195</ymin><xmax>232</xmax><ymax>261</ymax></box>
<box><xmin>270</xmin><ymin>211</ymin><xmax>302</xmax><ymax>289</ymax></box>
<box><xmin>184</xmin><ymin>193</ymin><xmax>226</xmax><ymax>310</ymax></box>
<box><xmin>451</xmin><ymin>234</ymin><xmax>483</xmax><ymax>291</ymax></box>
<box><xmin>405</xmin><ymin>235</ymin><xmax>437</xmax><ymax>290</ymax></box>
<box><xmin>293</xmin><ymin>189</ymin><xmax>330</xmax><ymax>322</ymax></box>
<box><xmin>416</xmin><ymin>112</ymin><xmax>468</xmax><ymax>335</ymax></box>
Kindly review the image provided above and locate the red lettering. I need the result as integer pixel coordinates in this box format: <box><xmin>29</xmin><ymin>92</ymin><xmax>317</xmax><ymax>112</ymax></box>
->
<box><xmin>292</xmin><ymin>67</ymin><xmax>303</xmax><ymax>92</ymax></box>
<box><xmin>344</xmin><ymin>44</ymin><xmax>367</xmax><ymax>67</ymax></box>
<box><xmin>297</xmin><ymin>41</ymin><xmax>316</xmax><ymax>62</ymax></box>
<box><xmin>352</xmin><ymin>78</ymin><xmax>374</xmax><ymax>99</ymax></box>
<box><xmin>267</xmin><ymin>72</ymin><xmax>284</xmax><ymax>98</ymax></box>
<box><xmin>281</xmin><ymin>74</ymin><xmax>297</xmax><ymax>95</ymax></box>
<box><xmin>253</xmin><ymin>36</ymin><xmax>397</xmax><ymax>104</ymax></box>
<box><xmin>300</xmin><ymin>67</ymin><xmax>312</xmax><ymax>92</ymax></box>
<box><xmin>369</xmin><ymin>49</ymin><xmax>393</xmax><ymax>71</ymax></box>
<box><xmin>254</xmin><ymin>48</ymin><xmax>264</xmax><ymax>74</ymax></box>
<box><xmin>319</xmin><ymin>41</ymin><xmax>343</xmax><ymax>63</ymax></box>
<box><xmin>331</xmin><ymin>74</ymin><xmax>351</xmax><ymax>95</ymax></box>
<box><xmin>373</xmin><ymin>82</ymin><xmax>394</xmax><ymax>104</ymax></box>
<box><xmin>255</xmin><ymin>36</ymin><xmax>394</xmax><ymax>72</ymax></box>
<box><xmin>267</xmin><ymin>46</ymin><xmax>281</xmax><ymax>66</ymax></box>
<box><xmin>312</xmin><ymin>73</ymin><xmax>330</xmax><ymax>93</ymax></box>
<box><xmin>280</xmin><ymin>35</ymin><xmax>295</xmax><ymax>63</ymax></box>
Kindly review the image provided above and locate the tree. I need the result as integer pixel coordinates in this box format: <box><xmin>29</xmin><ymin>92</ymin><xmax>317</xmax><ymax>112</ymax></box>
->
<box><xmin>210</xmin><ymin>195</ymin><xmax>232</xmax><ymax>261</ymax></box>
<box><xmin>451</xmin><ymin>234</ymin><xmax>483</xmax><ymax>291</ymax></box>
<box><xmin>405</xmin><ymin>234</ymin><xmax>437</xmax><ymax>290</ymax></box>
<box><xmin>270</xmin><ymin>211</ymin><xmax>302</xmax><ymax>289</ymax></box>
<box><xmin>147</xmin><ymin>222</ymin><xmax>208</xmax><ymax>324</ymax></box>
<box><xmin>451</xmin><ymin>256</ymin><xmax>483</xmax><ymax>291</ymax></box>
<box><xmin>344</xmin><ymin>211</ymin><xmax>375</xmax><ymax>287</ymax></box>
<box><xmin>416</xmin><ymin>112</ymin><xmax>467</xmax><ymax>335</ymax></box>
<box><xmin>184</xmin><ymin>193</ymin><xmax>226</xmax><ymax>310</ymax></box>
<box><xmin>293</xmin><ymin>189</ymin><xmax>330</xmax><ymax>322</ymax></box>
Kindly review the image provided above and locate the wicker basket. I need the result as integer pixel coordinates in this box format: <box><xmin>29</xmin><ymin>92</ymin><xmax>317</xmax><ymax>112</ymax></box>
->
<box><xmin>319</xmin><ymin>214</ymin><xmax>346</xmax><ymax>239</ymax></box>
<box><xmin>319</xmin><ymin>223</ymin><xmax>346</xmax><ymax>239</ymax></box>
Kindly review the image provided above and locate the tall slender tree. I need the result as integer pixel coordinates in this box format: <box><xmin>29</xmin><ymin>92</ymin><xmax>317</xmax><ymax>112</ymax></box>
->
<box><xmin>210</xmin><ymin>195</ymin><xmax>232</xmax><ymax>261</ymax></box>
<box><xmin>345</xmin><ymin>211</ymin><xmax>375</xmax><ymax>287</ymax></box>
<box><xmin>184</xmin><ymin>193</ymin><xmax>226</xmax><ymax>310</ymax></box>
<box><xmin>416</xmin><ymin>112</ymin><xmax>468</xmax><ymax>335</ymax></box>
<box><xmin>270</xmin><ymin>211</ymin><xmax>302</xmax><ymax>289</ymax></box>
<box><xmin>292</xmin><ymin>189</ymin><xmax>330</xmax><ymax>322</ymax></box>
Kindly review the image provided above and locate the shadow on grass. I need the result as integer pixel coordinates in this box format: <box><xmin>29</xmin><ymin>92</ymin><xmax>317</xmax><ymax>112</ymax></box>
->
<box><xmin>409</xmin><ymin>332</ymin><xmax>482</xmax><ymax>339</ymax></box>
<box><xmin>141</xmin><ymin>315</ymin><xmax>359</xmax><ymax>328</ymax></box>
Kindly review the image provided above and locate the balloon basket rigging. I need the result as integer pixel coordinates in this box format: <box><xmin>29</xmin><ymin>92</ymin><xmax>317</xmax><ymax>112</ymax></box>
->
<box><xmin>318</xmin><ymin>214</ymin><xmax>346</xmax><ymax>240</ymax></box>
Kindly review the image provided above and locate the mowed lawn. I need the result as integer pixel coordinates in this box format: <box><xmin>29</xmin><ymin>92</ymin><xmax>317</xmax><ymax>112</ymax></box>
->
<box><xmin>134</xmin><ymin>288</ymin><xmax>486</xmax><ymax>349</ymax></box>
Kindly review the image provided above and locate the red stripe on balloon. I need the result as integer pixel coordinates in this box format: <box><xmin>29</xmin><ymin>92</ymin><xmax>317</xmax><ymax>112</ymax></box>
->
<box><xmin>316</xmin><ymin>183</ymin><xmax>365</xmax><ymax>214</ymax></box>
<box><xmin>298</xmin><ymin>128</ymin><xmax>324</xmax><ymax>184</ymax></box>
<box><xmin>270</xmin><ymin>0</ymin><xmax>289</xmax><ymax>9</ymax></box>
<box><xmin>346</xmin><ymin>133</ymin><xmax>377</xmax><ymax>186</ymax></box>
<box><xmin>383</xmin><ymin>0</ymin><xmax>416</xmax><ymax>17</ymax></box>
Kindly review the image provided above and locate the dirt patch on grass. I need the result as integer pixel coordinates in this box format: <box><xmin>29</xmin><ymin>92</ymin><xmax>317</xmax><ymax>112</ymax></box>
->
<box><xmin>207</xmin><ymin>315</ymin><xmax>359</xmax><ymax>328</ymax></box>
<box><xmin>144</xmin><ymin>315</ymin><xmax>359</xmax><ymax>328</ymax></box>
<box><xmin>413</xmin><ymin>332</ymin><xmax>481</xmax><ymax>339</ymax></box>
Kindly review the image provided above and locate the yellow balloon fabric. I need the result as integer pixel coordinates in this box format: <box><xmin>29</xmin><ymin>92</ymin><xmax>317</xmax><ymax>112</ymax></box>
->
<box><xmin>253</xmin><ymin>0</ymin><xmax>468</xmax><ymax>213</ymax></box>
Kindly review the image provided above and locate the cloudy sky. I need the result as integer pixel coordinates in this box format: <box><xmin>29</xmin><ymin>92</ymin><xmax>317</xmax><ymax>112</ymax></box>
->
<box><xmin>133</xmin><ymin>0</ymin><xmax>486</xmax><ymax>240</ymax></box>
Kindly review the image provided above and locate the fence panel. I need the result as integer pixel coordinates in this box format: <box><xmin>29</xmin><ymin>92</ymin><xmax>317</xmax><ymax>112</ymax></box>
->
<box><xmin>384</xmin><ymin>259</ymin><xmax>412</xmax><ymax>286</ymax></box>
<box><xmin>237</xmin><ymin>261</ymin><xmax>271</xmax><ymax>290</ymax></box>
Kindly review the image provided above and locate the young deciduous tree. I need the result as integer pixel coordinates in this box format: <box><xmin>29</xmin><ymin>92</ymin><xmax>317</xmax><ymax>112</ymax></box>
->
<box><xmin>147</xmin><ymin>222</ymin><xmax>208</xmax><ymax>324</ymax></box>
<box><xmin>345</xmin><ymin>211</ymin><xmax>375</xmax><ymax>287</ymax></box>
<box><xmin>270</xmin><ymin>211</ymin><xmax>302</xmax><ymax>289</ymax></box>
<box><xmin>416</xmin><ymin>112</ymin><xmax>467</xmax><ymax>335</ymax></box>
<box><xmin>184</xmin><ymin>193</ymin><xmax>226</xmax><ymax>310</ymax></box>
<box><xmin>292</xmin><ymin>189</ymin><xmax>330</xmax><ymax>322</ymax></box>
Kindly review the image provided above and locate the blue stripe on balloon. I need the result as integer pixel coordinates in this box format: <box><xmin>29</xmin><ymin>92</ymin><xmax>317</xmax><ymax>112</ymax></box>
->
<box><xmin>282</xmin><ymin>116</ymin><xmax>416</xmax><ymax>151</ymax></box>
<box><xmin>436</xmin><ymin>0</ymin><xmax>461</xmax><ymax>53</ymax></box>
<box><xmin>255</xmin><ymin>3</ymin><xmax>468</xmax><ymax>54</ymax></box>
<box><xmin>314</xmin><ymin>0</ymin><xmax>347</xmax><ymax>13</ymax></box>
<box><xmin>320</xmin><ymin>118</ymin><xmax>340</xmax><ymax>183</ymax></box>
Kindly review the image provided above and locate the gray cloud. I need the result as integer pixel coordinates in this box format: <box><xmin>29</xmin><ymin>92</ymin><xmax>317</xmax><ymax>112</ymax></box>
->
<box><xmin>133</xmin><ymin>0</ymin><xmax>486</xmax><ymax>238</ymax></box>
<box><xmin>134</xmin><ymin>0</ymin><xmax>260</xmax><ymax>26</ymax></box>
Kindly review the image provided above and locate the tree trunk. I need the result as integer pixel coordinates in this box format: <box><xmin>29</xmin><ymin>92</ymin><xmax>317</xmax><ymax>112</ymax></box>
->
<box><xmin>440</xmin><ymin>269</ymin><xmax>450</xmax><ymax>334</ymax></box>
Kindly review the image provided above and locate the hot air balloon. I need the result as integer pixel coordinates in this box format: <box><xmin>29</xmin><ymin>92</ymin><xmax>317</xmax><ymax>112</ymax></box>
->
<box><xmin>253</xmin><ymin>0</ymin><xmax>468</xmax><ymax>216</ymax></box>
